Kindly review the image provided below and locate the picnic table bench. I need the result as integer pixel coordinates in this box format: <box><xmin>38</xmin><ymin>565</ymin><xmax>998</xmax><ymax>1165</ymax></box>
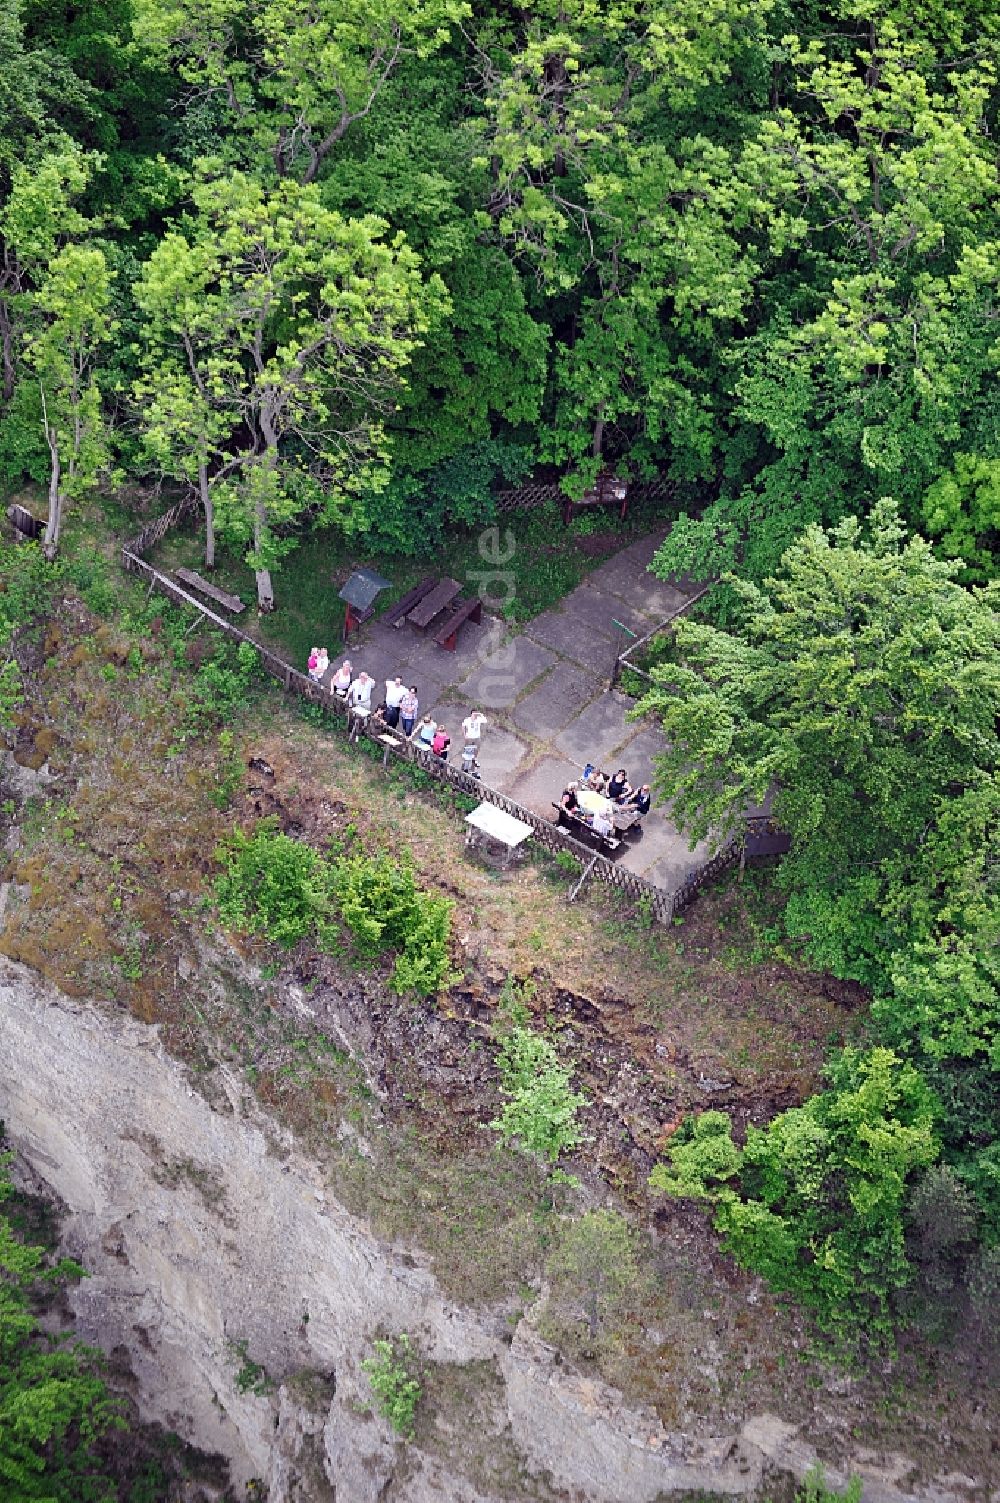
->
<box><xmin>433</xmin><ymin>596</ymin><xmax>483</xmax><ymax>651</ymax></box>
<box><xmin>382</xmin><ymin>576</ymin><xmax>437</xmax><ymax>629</ymax></box>
<box><xmin>408</xmin><ymin>576</ymin><xmax>461</xmax><ymax>632</ymax></box>
<box><xmin>552</xmin><ymin>802</ymin><xmax>621</xmax><ymax>854</ymax></box>
<box><xmin>176</xmin><ymin>567</ymin><xmax>245</xmax><ymax>614</ymax></box>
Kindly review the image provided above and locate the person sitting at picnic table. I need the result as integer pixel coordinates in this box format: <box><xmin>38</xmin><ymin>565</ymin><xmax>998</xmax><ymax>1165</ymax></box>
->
<box><xmin>308</xmin><ymin>646</ymin><xmax>329</xmax><ymax>682</ymax></box>
<box><xmin>590</xmin><ymin>806</ymin><xmax>614</xmax><ymax>839</ymax></box>
<box><xmin>431</xmin><ymin>725</ymin><xmax>450</xmax><ymax>761</ymax></box>
<box><xmin>607</xmin><ymin>768</ymin><xmax>632</xmax><ymax>803</ymax></box>
<box><xmin>400</xmin><ymin>685</ymin><xmax>419</xmax><ymax>737</ymax></box>
<box><xmin>330</xmin><ymin>658</ymin><xmax>352</xmax><ymax>697</ymax></box>
<box><xmin>412</xmin><ymin>714</ymin><xmax>437</xmax><ymax>749</ymax></box>
<box><xmin>384</xmin><ymin>675</ymin><xmax>406</xmax><ymax>727</ymax></box>
<box><xmin>560</xmin><ymin>783</ymin><xmax>580</xmax><ymax>814</ymax></box>
<box><xmin>346</xmin><ymin>671</ymin><xmax>373</xmax><ymax>713</ymax></box>
<box><xmin>628</xmin><ymin>784</ymin><xmax>652</xmax><ymax>816</ymax></box>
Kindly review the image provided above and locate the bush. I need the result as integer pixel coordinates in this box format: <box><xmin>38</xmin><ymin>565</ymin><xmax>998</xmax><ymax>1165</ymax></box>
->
<box><xmin>491</xmin><ymin>1025</ymin><xmax>587</xmax><ymax>1166</ymax></box>
<box><xmin>0</xmin><ymin>1156</ymin><xmax>125</xmax><ymax>1499</ymax></box>
<box><xmin>215</xmin><ymin>824</ymin><xmax>454</xmax><ymax>994</ymax></box>
<box><xmin>214</xmin><ymin>818</ymin><xmax>334</xmax><ymax>948</ymax></box>
<box><xmin>650</xmin><ymin>1049</ymin><xmax>940</xmax><ymax>1342</ymax></box>
<box><xmin>181</xmin><ymin>639</ymin><xmax>262</xmax><ymax>740</ymax></box>
<box><xmin>334</xmin><ymin>852</ymin><xmax>455</xmax><ymax>996</ymax></box>
<box><xmin>361</xmin><ymin>1335</ymin><xmax>422</xmax><ymax>1439</ymax></box>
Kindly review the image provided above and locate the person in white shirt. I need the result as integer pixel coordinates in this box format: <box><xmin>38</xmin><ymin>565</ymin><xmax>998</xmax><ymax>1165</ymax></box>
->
<box><xmin>461</xmin><ymin>710</ymin><xmax>487</xmax><ymax>748</ymax></box>
<box><xmin>384</xmin><ymin>676</ymin><xmax>406</xmax><ymax>728</ymax></box>
<box><xmin>347</xmin><ymin>672</ymin><xmax>373</xmax><ymax>713</ymax></box>
<box><xmin>308</xmin><ymin>646</ymin><xmax>329</xmax><ymax>682</ymax></box>
<box><xmin>591</xmin><ymin>808</ymin><xmax>614</xmax><ymax>839</ymax></box>
<box><xmin>330</xmin><ymin>659</ymin><xmax>352</xmax><ymax>697</ymax></box>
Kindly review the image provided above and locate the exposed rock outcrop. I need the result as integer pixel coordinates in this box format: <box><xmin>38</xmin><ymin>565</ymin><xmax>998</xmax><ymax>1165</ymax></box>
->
<box><xmin>0</xmin><ymin>961</ymin><xmax>988</xmax><ymax>1502</ymax></box>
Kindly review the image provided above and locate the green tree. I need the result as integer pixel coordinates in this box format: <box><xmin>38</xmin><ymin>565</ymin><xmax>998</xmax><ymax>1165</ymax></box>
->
<box><xmin>653</xmin><ymin>0</ymin><xmax>1000</xmax><ymax>589</ymax></box>
<box><xmin>634</xmin><ymin>502</ymin><xmax>1000</xmax><ymax>984</ymax></box>
<box><xmin>476</xmin><ymin>0</ymin><xmax>770</xmax><ymax>484</ymax></box>
<box><xmin>650</xmin><ymin>1049</ymin><xmax>940</xmax><ymax>1338</ymax></box>
<box><xmin>133</xmin><ymin>0</ymin><xmax>467</xmax><ymax>181</ymax></box>
<box><xmin>133</xmin><ymin>170</ymin><xmax>445</xmax><ymax>607</ymax></box>
<box><xmin>27</xmin><ymin>242</ymin><xmax>114</xmax><ymax>558</ymax></box>
<box><xmin>490</xmin><ymin>1025</ymin><xmax>587</xmax><ymax>1167</ymax></box>
<box><xmin>923</xmin><ymin>455</ymin><xmax>1000</xmax><ymax>584</ymax></box>
<box><xmin>0</xmin><ymin>1156</ymin><xmax>123</xmax><ymax>1500</ymax></box>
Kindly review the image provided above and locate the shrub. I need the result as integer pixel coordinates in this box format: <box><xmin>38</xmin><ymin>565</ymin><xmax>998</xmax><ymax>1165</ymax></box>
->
<box><xmin>0</xmin><ymin>1155</ymin><xmax>125</xmax><ymax>1499</ymax></box>
<box><xmin>215</xmin><ymin>825</ymin><xmax>454</xmax><ymax>993</ymax></box>
<box><xmin>361</xmin><ymin>1335</ymin><xmax>422</xmax><ymax>1438</ymax></box>
<box><xmin>334</xmin><ymin>852</ymin><xmax>455</xmax><ymax>996</ymax></box>
<box><xmin>215</xmin><ymin>818</ymin><xmax>334</xmax><ymax>948</ymax></box>
<box><xmin>491</xmin><ymin>1025</ymin><xmax>587</xmax><ymax>1165</ymax></box>
<box><xmin>650</xmin><ymin>1049</ymin><xmax>940</xmax><ymax>1341</ymax></box>
<box><xmin>182</xmin><ymin>639</ymin><xmax>262</xmax><ymax>739</ymax></box>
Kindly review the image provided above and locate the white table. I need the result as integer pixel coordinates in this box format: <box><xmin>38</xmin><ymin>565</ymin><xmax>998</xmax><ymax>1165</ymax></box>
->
<box><xmin>464</xmin><ymin>803</ymin><xmax>534</xmax><ymax>867</ymax></box>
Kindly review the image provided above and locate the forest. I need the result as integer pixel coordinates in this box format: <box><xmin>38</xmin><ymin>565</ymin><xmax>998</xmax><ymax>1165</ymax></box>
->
<box><xmin>1</xmin><ymin>0</ymin><xmax>999</xmax><ymax>1492</ymax></box>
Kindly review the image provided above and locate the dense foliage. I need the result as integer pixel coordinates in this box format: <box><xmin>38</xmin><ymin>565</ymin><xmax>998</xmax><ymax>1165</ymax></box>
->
<box><xmin>214</xmin><ymin>819</ymin><xmax>455</xmax><ymax>994</ymax></box>
<box><xmin>642</xmin><ymin>507</ymin><xmax>1000</xmax><ymax>1337</ymax></box>
<box><xmin>0</xmin><ymin>0</ymin><xmax>994</xmax><ymax>588</ymax></box>
<box><xmin>0</xmin><ymin>1157</ymin><xmax>122</xmax><ymax>1500</ymax></box>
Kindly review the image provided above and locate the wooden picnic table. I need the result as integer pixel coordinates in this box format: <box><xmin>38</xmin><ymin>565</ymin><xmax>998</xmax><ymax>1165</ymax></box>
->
<box><xmin>382</xmin><ymin>576</ymin><xmax>437</xmax><ymax>629</ymax></box>
<box><xmin>407</xmin><ymin>576</ymin><xmax>461</xmax><ymax>632</ymax></box>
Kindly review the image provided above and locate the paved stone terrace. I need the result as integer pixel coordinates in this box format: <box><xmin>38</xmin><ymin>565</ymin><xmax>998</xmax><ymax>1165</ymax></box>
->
<box><xmin>317</xmin><ymin>528</ymin><xmax>711</xmax><ymax>891</ymax></box>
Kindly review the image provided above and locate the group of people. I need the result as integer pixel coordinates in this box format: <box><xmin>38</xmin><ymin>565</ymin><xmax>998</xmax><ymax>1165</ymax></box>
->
<box><xmin>305</xmin><ymin>649</ymin><xmax>487</xmax><ymax>770</ymax></box>
<box><xmin>559</xmin><ymin>762</ymin><xmax>652</xmax><ymax>838</ymax></box>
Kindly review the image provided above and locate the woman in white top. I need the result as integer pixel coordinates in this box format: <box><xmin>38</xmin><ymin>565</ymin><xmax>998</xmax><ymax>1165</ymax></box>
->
<box><xmin>330</xmin><ymin>659</ymin><xmax>352</xmax><ymax>697</ymax></box>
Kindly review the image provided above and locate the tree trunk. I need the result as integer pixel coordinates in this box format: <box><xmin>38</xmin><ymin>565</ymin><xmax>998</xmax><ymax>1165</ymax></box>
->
<box><xmin>592</xmin><ymin>400</ymin><xmax>606</xmax><ymax>459</ymax></box>
<box><xmin>0</xmin><ymin>299</ymin><xmax>14</xmax><ymax>405</ymax></box>
<box><xmin>199</xmin><ymin>462</ymin><xmax>215</xmax><ymax>569</ymax></box>
<box><xmin>43</xmin><ymin>435</ymin><xmax>62</xmax><ymax>562</ymax></box>
<box><xmin>253</xmin><ymin>498</ymin><xmax>274</xmax><ymax>611</ymax></box>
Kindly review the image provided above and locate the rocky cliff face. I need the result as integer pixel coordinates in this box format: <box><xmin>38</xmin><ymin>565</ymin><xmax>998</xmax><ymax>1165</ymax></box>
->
<box><xmin>0</xmin><ymin>960</ymin><xmax>981</xmax><ymax>1503</ymax></box>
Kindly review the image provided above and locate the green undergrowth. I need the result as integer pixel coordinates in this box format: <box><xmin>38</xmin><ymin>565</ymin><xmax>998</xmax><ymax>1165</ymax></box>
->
<box><xmin>214</xmin><ymin>818</ymin><xmax>456</xmax><ymax>996</ymax></box>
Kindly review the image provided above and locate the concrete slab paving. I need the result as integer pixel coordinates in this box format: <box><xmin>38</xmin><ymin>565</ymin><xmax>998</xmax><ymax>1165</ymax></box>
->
<box><xmin>523</xmin><ymin>611</ymin><xmax>619</xmax><ymax>677</ymax></box>
<box><xmin>425</xmin><ymin>700</ymin><xmax>530</xmax><ymax>792</ymax></box>
<box><xmin>506</xmin><ymin>754</ymin><xmax>581</xmax><ymax>817</ymax></box>
<box><xmin>509</xmin><ymin>659</ymin><xmax>593</xmax><ymax>740</ymax></box>
<box><xmin>398</xmin><ymin>616</ymin><xmax>498</xmax><ymax>679</ymax></box>
<box><xmin>592</xmin><ymin>560</ymin><xmax>688</xmax><ymax>619</ymax></box>
<box><xmin>459</xmin><ymin>636</ymin><xmax>557</xmax><ymax>710</ymax></box>
<box><xmin>336</xmin><ymin>521</ymin><xmax>712</xmax><ymax>897</ymax></box>
<box><xmin>554</xmin><ymin>691</ymin><xmax>641</xmax><ymax>767</ymax></box>
<box><xmin>559</xmin><ymin>580</ymin><xmax>642</xmax><ymax>638</ymax></box>
<box><xmin>611</xmin><ymin>722</ymin><xmax>668</xmax><ymax>792</ymax></box>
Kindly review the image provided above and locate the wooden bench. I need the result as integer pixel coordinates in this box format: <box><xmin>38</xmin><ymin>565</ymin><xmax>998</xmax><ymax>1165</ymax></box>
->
<box><xmin>176</xmin><ymin>568</ymin><xmax>245</xmax><ymax>614</ymax></box>
<box><xmin>407</xmin><ymin>576</ymin><xmax>461</xmax><ymax>632</ymax></box>
<box><xmin>381</xmin><ymin>576</ymin><xmax>437</xmax><ymax>629</ymax></box>
<box><xmin>433</xmin><ymin>596</ymin><xmax>483</xmax><ymax>651</ymax></box>
<box><xmin>552</xmin><ymin>803</ymin><xmax>621</xmax><ymax>854</ymax></box>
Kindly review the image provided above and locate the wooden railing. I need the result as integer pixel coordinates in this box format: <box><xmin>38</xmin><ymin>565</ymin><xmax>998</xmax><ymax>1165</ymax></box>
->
<box><xmin>612</xmin><ymin>583</ymin><xmax>713</xmax><ymax>688</ymax></box>
<box><xmin>495</xmin><ymin>475</ymin><xmax>675</xmax><ymax>513</ymax></box>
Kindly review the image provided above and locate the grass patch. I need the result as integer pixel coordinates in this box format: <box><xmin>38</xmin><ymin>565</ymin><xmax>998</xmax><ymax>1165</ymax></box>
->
<box><xmin>150</xmin><ymin>496</ymin><xmax>676</xmax><ymax>669</ymax></box>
